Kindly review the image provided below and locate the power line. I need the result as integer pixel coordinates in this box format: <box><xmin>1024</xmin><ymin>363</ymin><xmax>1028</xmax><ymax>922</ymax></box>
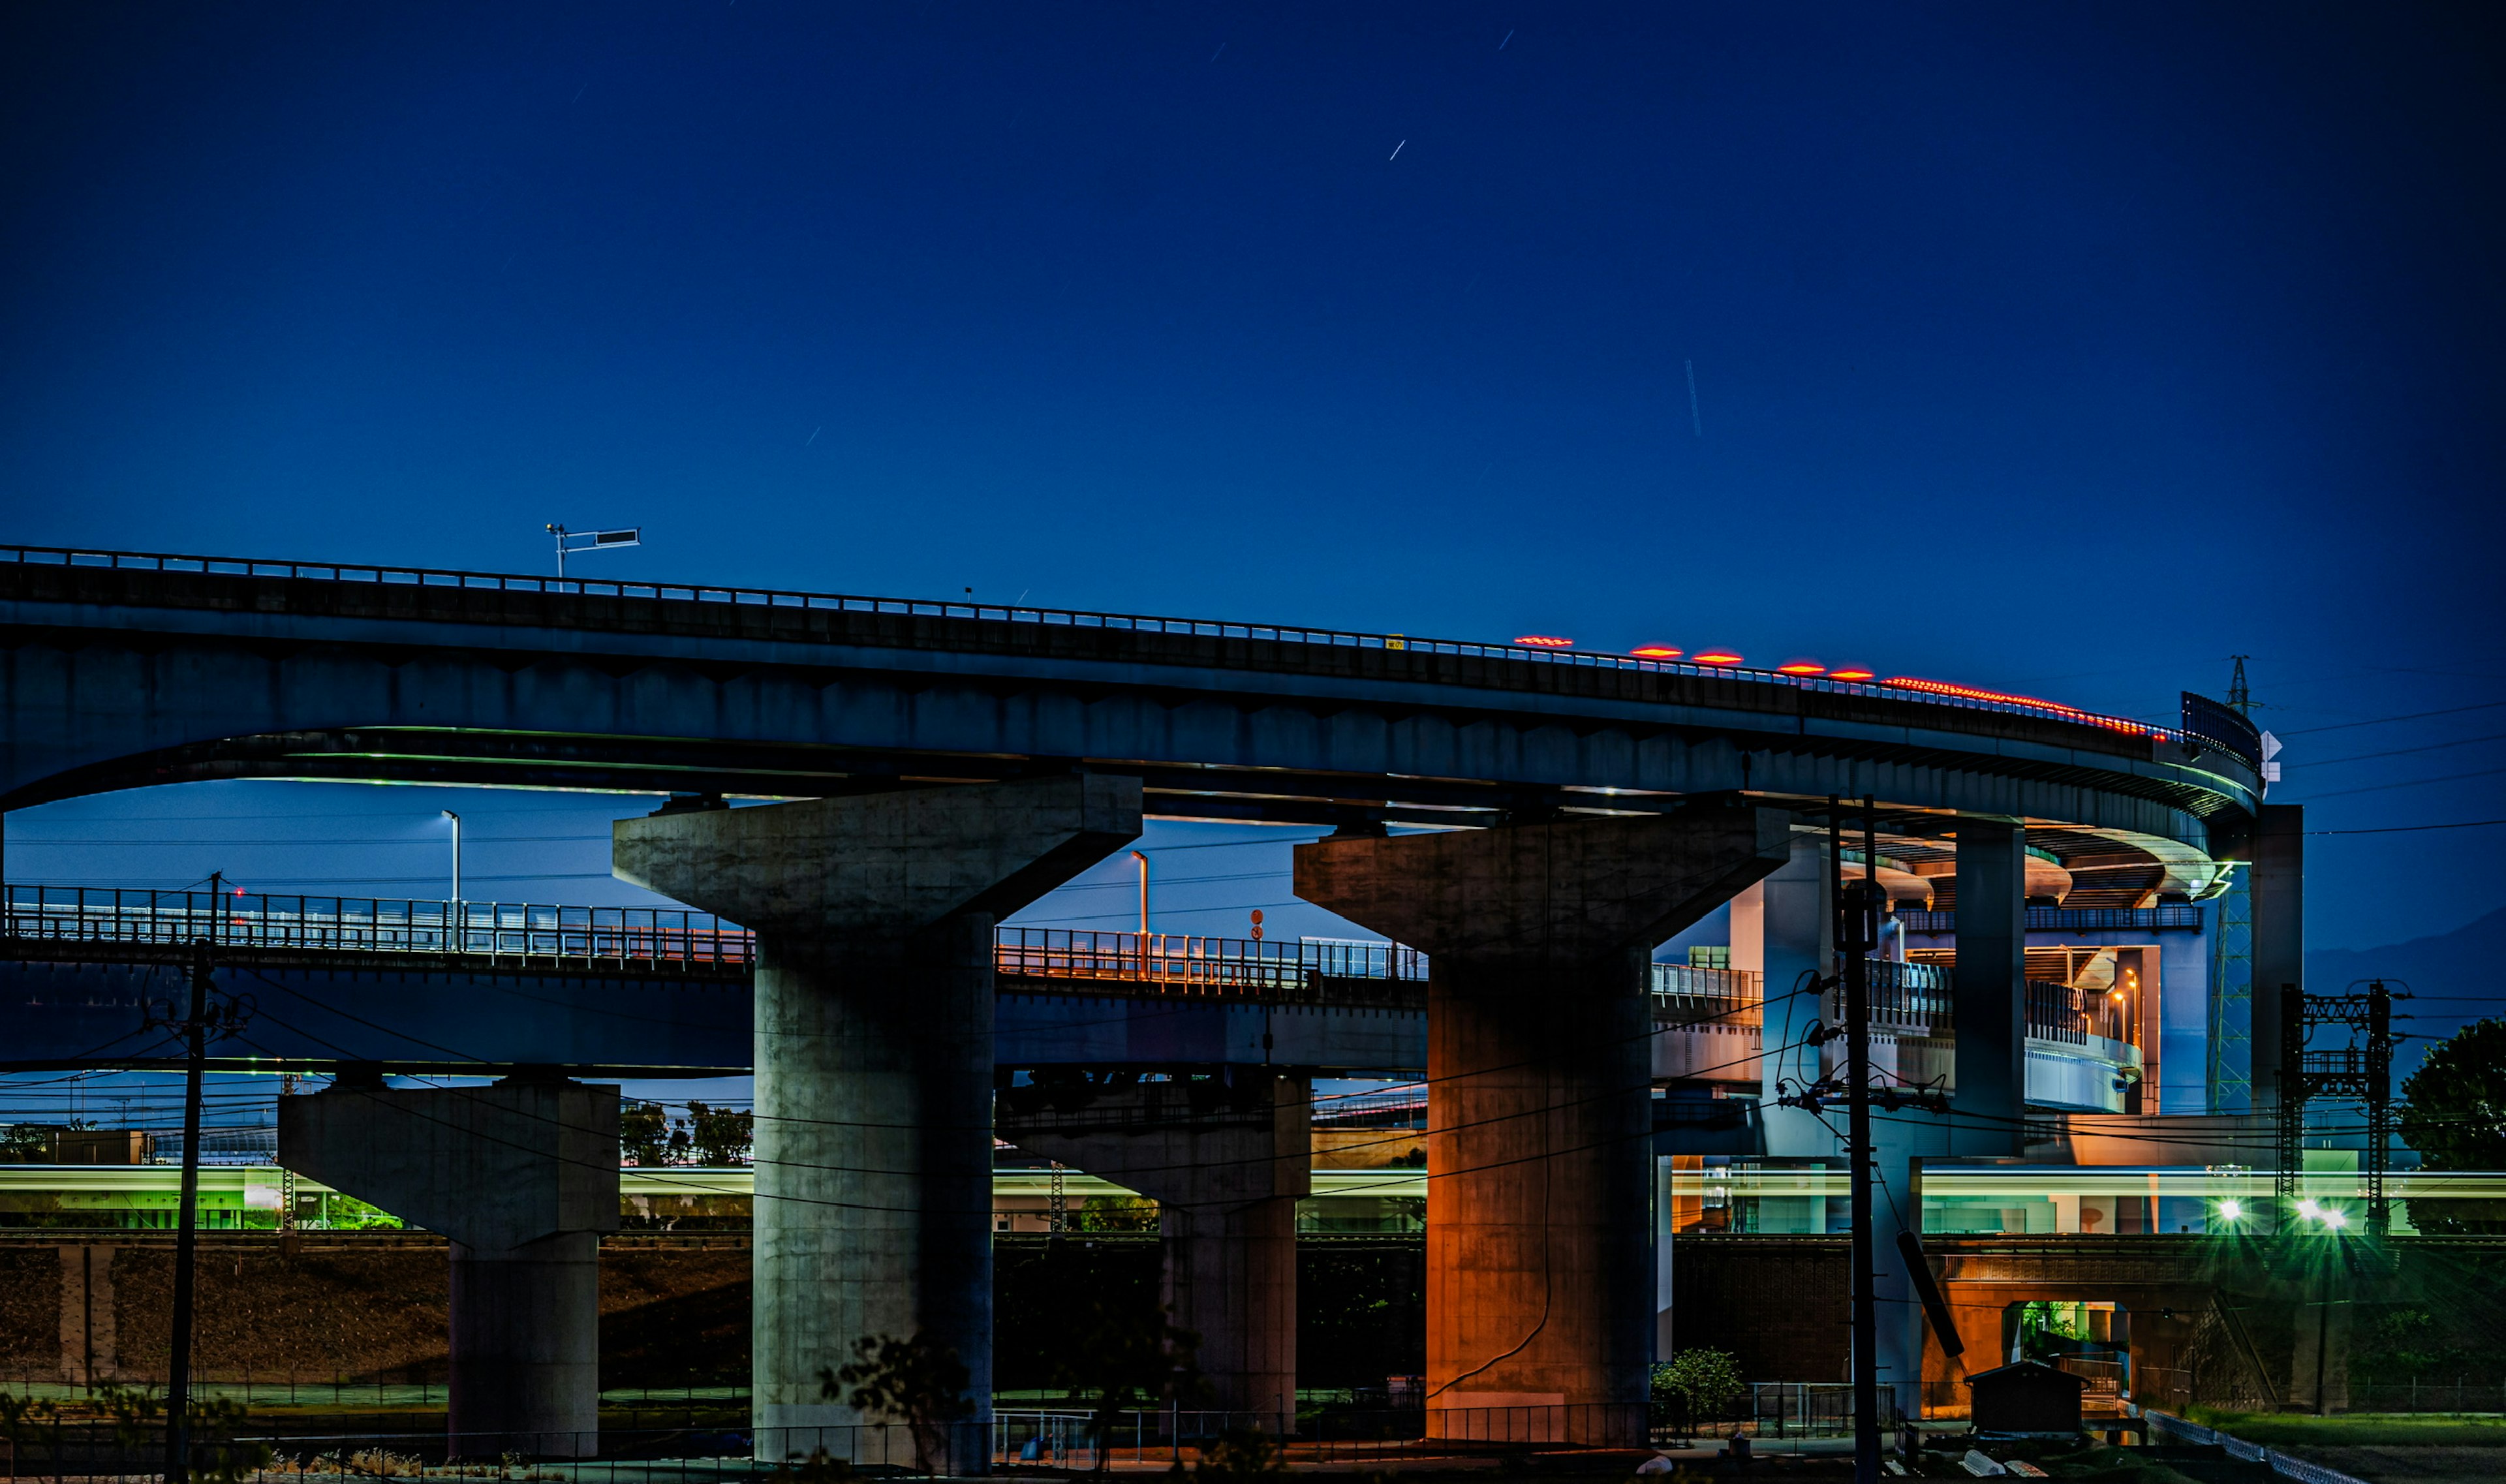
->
<box><xmin>2283</xmin><ymin>700</ymin><xmax>2506</xmax><ymax>736</ymax></box>
<box><xmin>2305</xmin><ymin>818</ymin><xmax>2506</xmax><ymax>837</ymax></box>
<box><xmin>2297</xmin><ymin>765</ymin><xmax>2506</xmax><ymax>800</ymax></box>
<box><xmin>2285</xmin><ymin>733</ymin><xmax>2506</xmax><ymax>769</ymax></box>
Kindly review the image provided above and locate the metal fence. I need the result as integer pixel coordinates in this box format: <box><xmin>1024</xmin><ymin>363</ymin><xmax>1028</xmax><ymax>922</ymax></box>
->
<box><xmin>1</xmin><ymin>886</ymin><xmax>752</xmax><ymax>968</ymax></box>
<box><xmin>1898</xmin><ymin>905</ymin><xmax>2206</xmax><ymax>934</ymax></box>
<box><xmin>1</xmin><ymin>543</ymin><xmax>2203</xmax><ymax>749</ymax></box>
<box><xmin>2347</xmin><ymin>1379</ymin><xmax>2506</xmax><ymax>1414</ymax></box>
<box><xmin>1651</xmin><ymin>964</ymin><xmax>1763</xmax><ymax>1019</ymax></box>
<box><xmin>993</xmin><ymin>929</ymin><xmax>1426</xmax><ymax>993</ymax></box>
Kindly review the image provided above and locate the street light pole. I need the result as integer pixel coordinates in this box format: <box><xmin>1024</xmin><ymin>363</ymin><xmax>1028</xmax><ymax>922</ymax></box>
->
<box><xmin>1130</xmin><ymin>849</ymin><xmax>1151</xmax><ymax>935</ymax></box>
<box><xmin>164</xmin><ymin>940</ymin><xmax>212</xmax><ymax>1484</ymax></box>
<box><xmin>441</xmin><ymin>810</ymin><xmax>461</xmax><ymax>906</ymax></box>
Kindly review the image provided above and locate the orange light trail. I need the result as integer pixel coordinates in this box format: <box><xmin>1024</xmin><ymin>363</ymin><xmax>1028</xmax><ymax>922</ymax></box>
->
<box><xmin>1513</xmin><ymin>635</ymin><xmax>1574</xmax><ymax>649</ymax></box>
<box><xmin>1629</xmin><ymin>645</ymin><xmax>1682</xmax><ymax>659</ymax></box>
<box><xmin>1776</xmin><ymin>662</ymin><xmax>1826</xmax><ymax>676</ymax></box>
<box><xmin>1693</xmin><ymin>651</ymin><xmax>1743</xmax><ymax>666</ymax></box>
<box><xmin>1881</xmin><ymin>677</ymin><xmax>2150</xmax><ymax>734</ymax></box>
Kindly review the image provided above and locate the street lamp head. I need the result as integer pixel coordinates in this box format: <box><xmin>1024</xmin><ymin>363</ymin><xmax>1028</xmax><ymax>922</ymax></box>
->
<box><xmin>441</xmin><ymin>809</ymin><xmax>459</xmax><ymax>822</ymax></box>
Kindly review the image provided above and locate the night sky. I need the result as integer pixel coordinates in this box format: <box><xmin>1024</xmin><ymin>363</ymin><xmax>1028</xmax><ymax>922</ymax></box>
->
<box><xmin>5</xmin><ymin>1</ymin><xmax>2502</xmax><ymax>965</ymax></box>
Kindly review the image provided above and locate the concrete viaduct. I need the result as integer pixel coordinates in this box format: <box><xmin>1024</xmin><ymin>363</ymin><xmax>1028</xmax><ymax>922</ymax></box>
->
<box><xmin>0</xmin><ymin>546</ymin><xmax>2280</xmax><ymax>1458</ymax></box>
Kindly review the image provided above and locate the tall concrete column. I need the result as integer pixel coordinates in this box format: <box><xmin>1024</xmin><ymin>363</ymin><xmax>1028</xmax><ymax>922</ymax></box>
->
<box><xmin>1737</xmin><ymin>833</ymin><xmax>1835</xmax><ymax>1160</ymax></box>
<box><xmin>278</xmin><ymin>1075</ymin><xmax>619</xmax><ymax>1457</ymax></box>
<box><xmin>1000</xmin><ymin>1072</ymin><xmax>1310</xmax><ymax>1423</ymax></box>
<box><xmin>1297</xmin><ymin>808</ymin><xmax>1790</xmax><ymax>1443</ymax></box>
<box><xmin>613</xmin><ymin>775</ymin><xmax>1140</xmax><ymax>1467</ymax></box>
<box><xmin>2251</xmin><ymin>804</ymin><xmax>2305</xmax><ymax>1110</ymax></box>
<box><xmin>1952</xmin><ymin>822</ymin><xmax>2028</xmax><ymax>1152</ymax></box>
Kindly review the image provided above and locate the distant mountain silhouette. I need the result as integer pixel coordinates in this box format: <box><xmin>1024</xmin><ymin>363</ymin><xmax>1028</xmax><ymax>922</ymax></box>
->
<box><xmin>2309</xmin><ymin>905</ymin><xmax>2506</xmax><ymax>1079</ymax></box>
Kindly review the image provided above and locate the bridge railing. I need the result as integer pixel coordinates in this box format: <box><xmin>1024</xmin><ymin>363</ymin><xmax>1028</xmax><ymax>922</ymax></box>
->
<box><xmin>1650</xmin><ymin>963</ymin><xmax>1762</xmax><ymax>1021</ymax></box>
<box><xmin>993</xmin><ymin>928</ymin><xmax>1427</xmax><ymax>991</ymax></box>
<box><xmin>0</xmin><ymin>886</ymin><xmax>754</xmax><ymax>967</ymax></box>
<box><xmin>0</xmin><ymin>544</ymin><xmax>2218</xmax><ymax>756</ymax></box>
<box><xmin>1896</xmin><ymin>904</ymin><xmax>2206</xmax><ymax>933</ymax></box>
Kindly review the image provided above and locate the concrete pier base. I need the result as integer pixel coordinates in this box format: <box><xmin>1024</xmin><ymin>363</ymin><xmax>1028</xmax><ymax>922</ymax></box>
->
<box><xmin>615</xmin><ymin>775</ymin><xmax>1140</xmax><ymax>1469</ymax></box>
<box><xmin>278</xmin><ymin>1077</ymin><xmax>619</xmax><ymax>1456</ymax></box>
<box><xmin>1297</xmin><ymin>808</ymin><xmax>1791</xmax><ymax>1444</ymax></box>
<box><xmin>1001</xmin><ymin>1072</ymin><xmax>1310</xmax><ymax>1423</ymax></box>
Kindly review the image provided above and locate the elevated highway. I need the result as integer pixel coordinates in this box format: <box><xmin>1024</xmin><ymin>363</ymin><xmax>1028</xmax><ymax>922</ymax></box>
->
<box><xmin>0</xmin><ymin>885</ymin><xmax>2142</xmax><ymax>1109</ymax></box>
<box><xmin>0</xmin><ymin>543</ymin><xmax>2278</xmax><ymax>1452</ymax></box>
<box><xmin>0</xmin><ymin>545</ymin><xmax>2259</xmax><ymax>857</ymax></box>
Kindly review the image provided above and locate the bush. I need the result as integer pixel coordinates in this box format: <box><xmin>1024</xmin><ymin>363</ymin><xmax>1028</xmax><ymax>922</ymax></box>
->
<box><xmin>1651</xmin><ymin>1349</ymin><xmax>1746</xmax><ymax>1421</ymax></box>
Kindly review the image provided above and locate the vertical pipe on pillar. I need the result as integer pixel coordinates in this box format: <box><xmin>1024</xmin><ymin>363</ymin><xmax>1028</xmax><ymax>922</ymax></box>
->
<box><xmin>1951</xmin><ymin>824</ymin><xmax>2027</xmax><ymax>1152</ymax></box>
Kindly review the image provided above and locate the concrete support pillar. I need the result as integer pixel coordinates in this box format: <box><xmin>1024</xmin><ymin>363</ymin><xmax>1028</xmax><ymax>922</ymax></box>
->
<box><xmin>1737</xmin><ymin>834</ymin><xmax>1836</xmax><ymax>1159</ymax></box>
<box><xmin>613</xmin><ymin>775</ymin><xmax>1140</xmax><ymax>1467</ymax></box>
<box><xmin>2251</xmin><ymin>804</ymin><xmax>2305</xmax><ymax>1111</ymax></box>
<box><xmin>1952</xmin><ymin>822</ymin><xmax>2028</xmax><ymax>1152</ymax></box>
<box><xmin>1000</xmin><ymin>1072</ymin><xmax>1310</xmax><ymax>1423</ymax></box>
<box><xmin>278</xmin><ymin>1077</ymin><xmax>619</xmax><ymax>1457</ymax></box>
<box><xmin>1296</xmin><ymin>808</ymin><xmax>1791</xmax><ymax>1444</ymax></box>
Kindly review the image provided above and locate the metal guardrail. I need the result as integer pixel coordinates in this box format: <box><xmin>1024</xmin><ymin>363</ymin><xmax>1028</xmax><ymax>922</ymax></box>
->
<box><xmin>3</xmin><ymin>885</ymin><xmax>752</xmax><ymax>968</ymax></box>
<box><xmin>995</xmin><ymin>927</ymin><xmax>1425</xmax><ymax>990</ymax></box>
<box><xmin>0</xmin><ymin>543</ymin><xmax>2204</xmax><ymax>749</ymax></box>
<box><xmin>2140</xmin><ymin>1408</ymin><xmax>2374</xmax><ymax>1484</ymax></box>
<box><xmin>1898</xmin><ymin>905</ymin><xmax>2206</xmax><ymax>933</ymax></box>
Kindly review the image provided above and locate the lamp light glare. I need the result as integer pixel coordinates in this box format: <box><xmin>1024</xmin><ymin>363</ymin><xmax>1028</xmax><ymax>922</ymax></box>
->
<box><xmin>1694</xmin><ymin>651</ymin><xmax>1744</xmax><ymax>666</ymax></box>
<box><xmin>2218</xmin><ymin>1200</ymin><xmax>2242</xmax><ymax>1222</ymax></box>
<box><xmin>1776</xmin><ymin>661</ymin><xmax>1827</xmax><ymax>676</ymax></box>
<box><xmin>1829</xmin><ymin>668</ymin><xmax>1876</xmax><ymax>681</ymax></box>
<box><xmin>2323</xmin><ymin>1209</ymin><xmax>2348</xmax><ymax>1230</ymax></box>
<box><xmin>2296</xmin><ymin>1199</ymin><xmax>2319</xmax><ymax>1219</ymax></box>
<box><xmin>1630</xmin><ymin>645</ymin><xmax>1682</xmax><ymax>659</ymax></box>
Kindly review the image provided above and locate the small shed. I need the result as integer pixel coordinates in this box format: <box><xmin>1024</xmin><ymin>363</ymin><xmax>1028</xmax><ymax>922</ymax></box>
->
<box><xmin>1966</xmin><ymin>1361</ymin><xmax>2088</xmax><ymax>1436</ymax></box>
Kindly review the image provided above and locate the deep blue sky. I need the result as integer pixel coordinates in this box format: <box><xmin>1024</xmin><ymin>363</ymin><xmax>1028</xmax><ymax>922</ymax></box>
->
<box><xmin>4</xmin><ymin>2</ymin><xmax>2503</xmax><ymax>953</ymax></box>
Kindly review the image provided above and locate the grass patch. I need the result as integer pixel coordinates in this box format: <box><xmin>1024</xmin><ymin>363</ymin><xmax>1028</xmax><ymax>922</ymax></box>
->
<box><xmin>2185</xmin><ymin>1408</ymin><xmax>2506</xmax><ymax>1448</ymax></box>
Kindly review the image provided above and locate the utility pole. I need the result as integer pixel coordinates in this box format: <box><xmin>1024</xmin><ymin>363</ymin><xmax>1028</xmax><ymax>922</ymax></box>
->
<box><xmin>2227</xmin><ymin>656</ymin><xmax>2253</xmax><ymax>716</ymax></box>
<box><xmin>164</xmin><ymin>939</ymin><xmax>212</xmax><ymax>1484</ymax></box>
<box><xmin>1841</xmin><ymin>801</ymin><xmax>1882</xmax><ymax>1484</ymax></box>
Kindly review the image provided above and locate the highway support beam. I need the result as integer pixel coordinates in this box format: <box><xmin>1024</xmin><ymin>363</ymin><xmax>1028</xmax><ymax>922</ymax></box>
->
<box><xmin>999</xmin><ymin>1071</ymin><xmax>1311</xmax><ymax>1424</ymax></box>
<box><xmin>613</xmin><ymin>775</ymin><xmax>1141</xmax><ymax>1470</ymax></box>
<box><xmin>277</xmin><ymin>1075</ymin><xmax>620</xmax><ymax>1457</ymax></box>
<box><xmin>1952</xmin><ymin>821</ymin><xmax>2028</xmax><ymax>1153</ymax></box>
<box><xmin>1295</xmin><ymin>807</ymin><xmax>1791</xmax><ymax>1444</ymax></box>
<box><xmin>2251</xmin><ymin>803</ymin><xmax>2306</xmax><ymax>1111</ymax></box>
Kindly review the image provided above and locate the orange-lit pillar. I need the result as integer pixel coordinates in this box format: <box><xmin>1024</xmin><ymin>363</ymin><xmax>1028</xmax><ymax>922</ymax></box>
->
<box><xmin>1297</xmin><ymin>809</ymin><xmax>1790</xmax><ymax>1444</ymax></box>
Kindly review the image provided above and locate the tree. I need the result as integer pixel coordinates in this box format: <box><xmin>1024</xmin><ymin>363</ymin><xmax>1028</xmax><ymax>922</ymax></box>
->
<box><xmin>1041</xmin><ymin>1246</ymin><xmax>1203</xmax><ymax>1471</ymax></box>
<box><xmin>621</xmin><ymin>1102</ymin><xmax>673</xmax><ymax>1166</ymax></box>
<box><xmin>1075</xmin><ymin>1196</ymin><xmax>1158</xmax><ymax>1233</ymax></box>
<box><xmin>686</xmin><ymin>1101</ymin><xmax>754</xmax><ymax>1166</ymax></box>
<box><xmin>2400</xmin><ymin>1019</ymin><xmax>2506</xmax><ymax>1233</ymax></box>
<box><xmin>822</xmin><ymin>1333</ymin><xmax>973</xmax><ymax>1477</ymax></box>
